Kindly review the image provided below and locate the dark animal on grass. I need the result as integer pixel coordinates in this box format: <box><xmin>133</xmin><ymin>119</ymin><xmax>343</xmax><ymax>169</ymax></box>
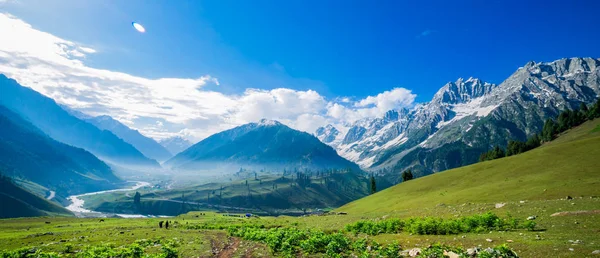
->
<box><xmin>159</xmin><ymin>221</ymin><xmax>164</xmax><ymax>228</ymax></box>
<box><xmin>165</xmin><ymin>221</ymin><xmax>169</xmax><ymax>229</ymax></box>
<box><xmin>45</xmin><ymin>222</ymin><xmax>51</xmax><ymax>224</ymax></box>
<box><xmin>99</xmin><ymin>219</ymin><xmax>105</xmax><ymax>222</ymax></box>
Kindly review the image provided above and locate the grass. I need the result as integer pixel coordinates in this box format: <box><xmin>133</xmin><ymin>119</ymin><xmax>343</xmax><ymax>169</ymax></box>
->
<box><xmin>0</xmin><ymin>212</ymin><xmax>270</xmax><ymax>257</ymax></box>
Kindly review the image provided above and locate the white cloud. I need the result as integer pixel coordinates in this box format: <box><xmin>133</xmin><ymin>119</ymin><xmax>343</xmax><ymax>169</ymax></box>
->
<box><xmin>0</xmin><ymin>13</ymin><xmax>417</xmax><ymax>141</ymax></box>
<box><xmin>356</xmin><ymin>88</ymin><xmax>416</xmax><ymax>114</ymax></box>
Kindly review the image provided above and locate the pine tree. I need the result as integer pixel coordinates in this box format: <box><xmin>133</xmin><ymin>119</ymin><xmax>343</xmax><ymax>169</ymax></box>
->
<box><xmin>133</xmin><ymin>191</ymin><xmax>141</xmax><ymax>210</ymax></box>
<box><xmin>542</xmin><ymin>119</ymin><xmax>557</xmax><ymax>142</ymax></box>
<box><xmin>369</xmin><ymin>175</ymin><xmax>377</xmax><ymax>194</ymax></box>
<box><xmin>401</xmin><ymin>169</ymin><xmax>414</xmax><ymax>182</ymax></box>
<box><xmin>579</xmin><ymin>102</ymin><xmax>589</xmax><ymax>121</ymax></box>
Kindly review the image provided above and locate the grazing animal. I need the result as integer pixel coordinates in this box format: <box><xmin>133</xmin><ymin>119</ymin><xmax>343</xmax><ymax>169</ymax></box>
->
<box><xmin>165</xmin><ymin>221</ymin><xmax>169</xmax><ymax>229</ymax></box>
<box><xmin>99</xmin><ymin>219</ymin><xmax>105</xmax><ymax>222</ymax></box>
<box><xmin>159</xmin><ymin>221</ymin><xmax>164</xmax><ymax>228</ymax></box>
<box><xmin>45</xmin><ymin>221</ymin><xmax>51</xmax><ymax>224</ymax></box>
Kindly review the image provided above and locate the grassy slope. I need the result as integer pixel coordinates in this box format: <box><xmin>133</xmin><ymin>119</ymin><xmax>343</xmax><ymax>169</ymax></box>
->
<box><xmin>338</xmin><ymin>119</ymin><xmax>600</xmax><ymax>214</ymax></box>
<box><xmin>0</xmin><ymin>177</ymin><xmax>72</xmax><ymax>218</ymax></box>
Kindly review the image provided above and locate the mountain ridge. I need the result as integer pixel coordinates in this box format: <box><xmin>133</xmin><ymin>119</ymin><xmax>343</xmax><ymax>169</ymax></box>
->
<box><xmin>86</xmin><ymin>115</ymin><xmax>173</xmax><ymax>162</ymax></box>
<box><xmin>316</xmin><ymin>57</ymin><xmax>600</xmax><ymax>179</ymax></box>
<box><xmin>0</xmin><ymin>74</ymin><xmax>160</xmax><ymax>168</ymax></box>
<box><xmin>0</xmin><ymin>105</ymin><xmax>122</xmax><ymax>196</ymax></box>
<box><xmin>166</xmin><ymin>119</ymin><xmax>361</xmax><ymax>172</ymax></box>
<box><xmin>159</xmin><ymin>136</ymin><xmax>193</xmax><ymax>156</ymax></box>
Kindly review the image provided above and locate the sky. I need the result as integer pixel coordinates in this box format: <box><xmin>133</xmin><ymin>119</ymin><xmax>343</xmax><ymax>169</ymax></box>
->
<box><xmin>1</xmin><ymin>0</ymin><xmax>599</xmax><ymax>141</ymax></box>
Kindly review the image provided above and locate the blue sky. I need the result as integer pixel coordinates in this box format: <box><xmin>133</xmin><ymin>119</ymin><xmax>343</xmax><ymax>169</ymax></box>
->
<box><xmin>1</xmin><ymin>0</ymin><xmax>599</xmax><ymax>140</ymax></box>
<box><xmin>5</xmin><ymin>0</ymin><xmax>600</xmax><ymax>101</ymax></box>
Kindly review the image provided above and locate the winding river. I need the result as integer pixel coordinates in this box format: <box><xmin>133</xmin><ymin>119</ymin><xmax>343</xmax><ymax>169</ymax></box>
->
<box><xmin>65</xmin><ymin>181</ymin><xmax>158</xmax><ymax>218</ymax></box>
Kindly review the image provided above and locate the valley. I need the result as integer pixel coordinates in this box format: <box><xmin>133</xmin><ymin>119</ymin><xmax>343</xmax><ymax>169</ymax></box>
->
<box><xmin>1</xmin><ymin>57</ymin><xmax>599</xmax><ymax>257</ymax></box>
<box><xmin>2</xmin><ymin>112</ymin><xmax>599</xmax><ymax>257</ymax></box>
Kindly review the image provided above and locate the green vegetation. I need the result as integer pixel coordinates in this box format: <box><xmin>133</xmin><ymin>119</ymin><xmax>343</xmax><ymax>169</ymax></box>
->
<box><xmin>344</xmin><ymin>212</ymin><xmax>535</xmax><ymax>236</ymax></box>
<box><xmin>227</xmin><ymin>226</ymin><xmax>518</xmax><ymax>257</ymax></box>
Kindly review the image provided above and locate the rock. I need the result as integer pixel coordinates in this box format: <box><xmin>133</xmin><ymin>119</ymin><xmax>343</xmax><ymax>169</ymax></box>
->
<box><xmin>591</xmin><ymin>250</ymin><xmax>600</xmax><ymax>255</ymax></box>
<box><xmin>519</xmin><ymin>200</ymin><xmax>526</xmax><ymax>204</ymax></box>
<box><xmin>467</xmin><ymin>248</ymin><xmax>480</xmax><ymax>256</ymax></box>
<box><xmin>566</xmin><ymin>196</ymin><xmax>573</xmax><ymax>200</ymax></box>
<box><xmin>507</xmin><ymin>240</ymin><xmax>514</xmax><ymax>243</ymax></box>
<box><xmin>408</xmin><ymin>248</ymin><xmax>422</xmax><ymax>257</ymax></box>
<box><xmin>461</xmin><ymin>235</ymin><xmax>466</xmax><ymax>238</ymax></box>
<box><xmin>527</xmin><ymin>215</ymin><xmax>537</xmax><ymax>220</ymax></box>
<box><xmin>569</xmin><ymin>248</ymin><xmax>574</xmax><ymax>251</ymax></box>
<box><xmin>444</xmin><ymin>251</ymin><xmax>460</xmax><ymax>258</ymax></box>
<box><xmin>536</xmin><ymin>235</ymin><xmax>542</xmax><ymax>240</ymax></box>
<box><xmin>486</xmin><ymin>238</ymin><xmax>493</xmax><ymax>242</ymax></box>
<box><xmin>495</xmin><ymin>203</ymin><xmax>506</xmax><ymax>208</ymax></box>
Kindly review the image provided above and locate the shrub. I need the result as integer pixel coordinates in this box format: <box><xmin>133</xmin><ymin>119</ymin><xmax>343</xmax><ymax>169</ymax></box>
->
<box><xmin>344</xmin><ymin>212</ymin><xmax>532</xmax><ymax>236</ymax></box>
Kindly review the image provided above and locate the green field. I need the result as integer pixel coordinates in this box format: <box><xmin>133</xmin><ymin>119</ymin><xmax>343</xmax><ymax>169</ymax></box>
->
<box><xmin>1</xmin><ymin>120</ymin><xmax>599</xmax><ymax>257</ymax></box>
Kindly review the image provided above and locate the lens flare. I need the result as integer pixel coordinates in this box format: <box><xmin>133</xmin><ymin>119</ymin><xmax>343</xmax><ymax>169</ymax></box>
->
<box><xmin>132</xmin><ymin>22</ymin><xmax>145</xmax><ymax>33</ymax></box>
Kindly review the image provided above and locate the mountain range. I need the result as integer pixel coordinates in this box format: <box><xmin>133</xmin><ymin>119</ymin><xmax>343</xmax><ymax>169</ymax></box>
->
<box><xmin>0</xmin><ymin>105</ymin><xmax>121</xmax><ymax>196</ymax></box>
<box><xmin>159</xmin><ymin>136</ymin><xmax>193</xmax><ymax>156</ymax></box>
<box><xmin>165</xmin><ymin>119</ymin><xmax>360</xmax><ymax>171</ymax></box>
<box><xmin>0</xmin><ymin>75</ymin><xmax>160</xmax><ymax>168</ymax></box>
<box><xmin>316</xmin><ymin>57</ymin><xmax>600</xmax><ymax>180</ymax></box>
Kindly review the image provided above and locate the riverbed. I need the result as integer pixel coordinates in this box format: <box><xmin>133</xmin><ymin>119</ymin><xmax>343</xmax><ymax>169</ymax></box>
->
<box><xmin>65</xmin><ymin>181</ymin><xmax>163</xmax><ymax>218</ymax></box>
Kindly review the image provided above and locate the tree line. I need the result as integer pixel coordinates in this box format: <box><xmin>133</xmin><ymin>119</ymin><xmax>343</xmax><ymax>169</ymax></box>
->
<box><xmin>480</xmin><ymin>99</ymin><xmax>600</xmax><ymax>162</ymax></box>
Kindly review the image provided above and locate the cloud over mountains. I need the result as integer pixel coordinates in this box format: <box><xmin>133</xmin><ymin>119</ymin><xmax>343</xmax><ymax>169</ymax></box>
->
<box><xmin>0</xmin><ymin>13</ymin><xmax>416</xmax><ymax>141</ymax></box>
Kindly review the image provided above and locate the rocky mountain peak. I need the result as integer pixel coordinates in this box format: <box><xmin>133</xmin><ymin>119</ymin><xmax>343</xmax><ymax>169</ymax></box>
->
<box><xmin>432</xmin><ymin>77</ymin><xmax>496</xmax><ymax>104</ymax></box>
<box><xmin>257</xmin><ymin>118</ymin><xmax>282</xmax><ymax>127</ymax></box>
<box><xmin>528</xmin><ymin>57</ymin><xmax>600</xmax><ymax>78</ymax></box>
<box><xmin>315</xmin><ymin>124</ymin><xmax>340</xmax><ymax>144</ymax></box>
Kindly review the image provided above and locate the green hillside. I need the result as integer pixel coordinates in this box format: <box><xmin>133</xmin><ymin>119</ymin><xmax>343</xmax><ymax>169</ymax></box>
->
<box><xmin>0</xmin><ymin>175</ymin><xmax>71</xmax><ymax>218</ymax></box>
<box><xmin>338</xmin><ymin>118</ymin><xmax>600</xmax><ymax>214</ymax></box>
<box><xmin>81</xmin><ymin>169</ymin><xmax>391</xmax><ymax>216</ymax></box>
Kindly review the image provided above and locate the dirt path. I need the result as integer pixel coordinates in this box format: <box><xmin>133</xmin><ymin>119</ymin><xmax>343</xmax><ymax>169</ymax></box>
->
<box><xmin>210</xmin><ymin>235</ymin><xmax>242</xmax><ymax>258</ymax></box>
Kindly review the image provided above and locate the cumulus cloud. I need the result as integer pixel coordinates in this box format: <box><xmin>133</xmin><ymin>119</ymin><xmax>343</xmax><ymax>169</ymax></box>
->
<box><xmin>0</xmin><ymin>13</ymin><xmax>417</xmax><ymax>141</ymax></box>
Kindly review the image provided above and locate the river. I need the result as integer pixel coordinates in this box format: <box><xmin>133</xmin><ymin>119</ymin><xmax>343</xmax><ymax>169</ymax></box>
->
<box><xmin>65</xmin><ymin>181</ymin><xmax>165</xmax><ymax>218</ymax></box>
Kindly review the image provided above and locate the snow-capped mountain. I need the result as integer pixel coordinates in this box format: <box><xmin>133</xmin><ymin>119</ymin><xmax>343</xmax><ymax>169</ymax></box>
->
<box><xmin>316</xmin><ymin>57</ymin><xmax>600</xmax><ymax>179</ymax></box>
<box><xmin>159</xmin><ymin>136</ymin><xmax>193</xmax><ymax>156</ymax></box>
<box><xmin>314</xmin><ymin>124</ymin><xmax>346</xmax><ymax>147</ymax></box>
